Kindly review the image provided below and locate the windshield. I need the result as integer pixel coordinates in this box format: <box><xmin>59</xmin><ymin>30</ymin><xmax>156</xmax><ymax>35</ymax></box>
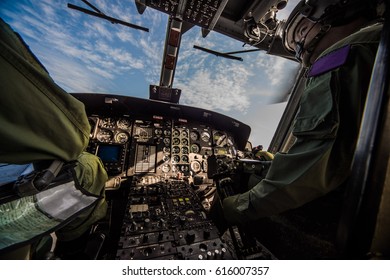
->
<box><xmin>0</xmin><ymin>0</ymin><xmax>300</xmax><ymax>148</ymax></box>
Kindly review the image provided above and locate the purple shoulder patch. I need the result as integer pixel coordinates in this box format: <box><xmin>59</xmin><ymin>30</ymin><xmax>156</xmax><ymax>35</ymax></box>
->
<box><xmin>308</xmin><ymin>45</ymin><xmax>351</xmax><ymax>77</ymax></box>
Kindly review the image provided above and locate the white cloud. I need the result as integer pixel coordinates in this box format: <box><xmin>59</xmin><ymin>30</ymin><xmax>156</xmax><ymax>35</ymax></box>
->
<box><xmin>176</xmin><ymin>63</ymin><xmax>251</xmax><ymax>113</ymax></box>
<box><xmin>1</xmin><ymin>0</ymin><xmax>299</xmax><ymax>141</ymax></box>
<box><xmin>87</xmin><ymin>66</ymin><xmax>115</xmax><ymax>79</ymax></box>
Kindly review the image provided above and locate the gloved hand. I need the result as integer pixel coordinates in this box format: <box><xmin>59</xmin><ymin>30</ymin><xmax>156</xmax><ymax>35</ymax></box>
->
<box><xmin>222</xmin><ymin>193</ymin><xmax>250</xmax><ymax>225</ymax></box>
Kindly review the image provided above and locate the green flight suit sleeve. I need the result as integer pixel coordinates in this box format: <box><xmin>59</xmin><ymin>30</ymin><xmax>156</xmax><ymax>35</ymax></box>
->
<box><xmin>0</xmin><ymin>18</ymin><xmax>90</xmax><ymax>164</ymax></box>
<box><xmin>223</xmin><ymin>33</ymin><xmax>379</xmax><ymax>225</ymax></box>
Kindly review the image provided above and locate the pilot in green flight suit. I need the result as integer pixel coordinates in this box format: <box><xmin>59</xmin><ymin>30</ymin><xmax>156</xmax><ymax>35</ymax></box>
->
<box><xmin>0</xmin><ymin>18</ymin><xmax>107</xmax><ymax>259</ymax></box>
<box><xmin>219</xmin><ymin>0</ymin><xmax>383</xmax><ymax>258</ymax></box>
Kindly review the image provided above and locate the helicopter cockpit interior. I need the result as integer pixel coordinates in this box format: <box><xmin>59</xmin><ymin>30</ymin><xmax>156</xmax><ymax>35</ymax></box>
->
<box><xmin>1</xmin><ymin>0</ymin><xmax>389</xmax><ymax>261</ymax></box>
<box><xmin>63</xmin><ymin>0</ymin><xmax>297</xmax><ymax>260</ymax></box>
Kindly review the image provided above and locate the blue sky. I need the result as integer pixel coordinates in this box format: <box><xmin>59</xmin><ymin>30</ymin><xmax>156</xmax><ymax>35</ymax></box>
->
<box><xmin>0</xmin><ymin>0</ymin><xmax>300</xmax><ymax>148</ymax></box>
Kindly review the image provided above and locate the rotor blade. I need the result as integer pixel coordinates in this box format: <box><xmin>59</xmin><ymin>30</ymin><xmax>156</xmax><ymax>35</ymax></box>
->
<box><xmin>225</xmin><ymin>48</ymin><xmax>262</xmax><ymax>55</ymax></box>
<box><xmin>193</xmin><ymin>45</ymin><xmax>243</xmax><ymax>61</ymax></box>
<box><xmin>81</xmin><ymin>0</ymin><xmax>103</xmax><ymax>14</ymax></box>
<box><xmin>67</xmin><ymin>3</ymin><xmax>149</xmax><ymax>32</ymax></box>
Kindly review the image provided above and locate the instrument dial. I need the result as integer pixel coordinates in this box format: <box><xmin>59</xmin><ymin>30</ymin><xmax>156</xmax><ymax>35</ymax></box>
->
<box><xmin>101</xmin><ymin>117</ymin><xmax>116</xmax><ymax>128</ymax></box>
<box><xmin>201</xmin><ymin>131</ymin><xmax>211</xmax><ymax>142</ymax></box>
<box><xmin>97</xmin><ymin>129</ymin><xmax>113</xmax><ymax>142</ymax></box>
<box><xmin>117</xmin><ymin>118</ymin><xmax>131</xmax><ymax>130</ymax></box>
<box><xmin>173</xmin><ymin>138</ymin><xmax>180</xmax><ymax>145</ymax></box>
<box><xmin>181</xmin><ymin>155</ymin><xmax>189</xmax><ymax>163</ymax></box>
<box><xmin>172</xmin><ymin>129</ymin><xmax>180</xmax><ymax>137</ymax></box>
<box><xmin>181</xmin><ymin>130</ymin><xmax>188</xmax><ymax>138</ymax></box>
<box><xmin>115</xmin><ymin>131</ymin><xmax>129</xmax><ymax>144</ymax></box>
<box><xmin>190</xmin><ymin>131</ymin><xmax>199</xmax><ymax>141</ymax></box>
<box><xmin>172</xmin><ymin>146</ymin><xmax>180</xmax><ymax>154</ymax></box>
<box><xmin>163</xmin><ymin>138</ymin><xmax>171</xmax><ymax>146</ymax></box>
<box><xmin>190</xmin><ymin>144</ymin><xmax>200</xmax><ymax>153</ymax></box>
<box><xmin>181</xmin><ymin>138</ymin><xmax>188</xmax><ymax>146</ymax></box>
<box><xmin>190</xmin><ymin>161</ymin><xmax>201</xmax><ymax>173</ymax></box>
<box><xmin>181</xmin><ymin>147</ymin><xmax>189</xmax><ymax>155</ymax></box>
<box><xmin>161</xmin><ymin>164</ymin><xmax>170</xmax><ymax>173</ymax></box>
<box><xmin>172</xmin><ymin>155</ymin><xmax>180</xmax><ymax>163</ymax></box>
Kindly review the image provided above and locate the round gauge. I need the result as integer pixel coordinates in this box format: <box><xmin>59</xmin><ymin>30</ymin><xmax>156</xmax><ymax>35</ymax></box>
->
<box><xmin>180</xmin><ymin>165</ymin><xmax>189</xmax><ymax>172</ymax></box>
<box><xmin>181</xmin><ymin>130</ymin><xmax>188</xmax><ymax>138</ymax></box>
<box><xmin>190</xmin><ymin>161</ymin><xmax>201</xmax><ymax>173</ymax></box>
<box><xmin>172</xmin><ymin>155</ymin><xmax>180</xmax><ymax>163</ymax></box>
<box><xmin>117</xmin><ymin>118</ymin><xmax>131</xmax><ymax>130</ymax></box>
<box><xmin>97</xmin><ymin>129</ymin><xmax>113</xmax><ymax>142</ymax></box>
<box><xmin>190</xmin><ymin>144</ymin><xmax>200</xmax><ymax>153</ymax></box>
<box><xmin>173</xmin><ymin>138</ymin><xmax>180</xmax><ymax>145</ymax></box>
<box><xmin>190</xmin><ymin>131</ymin><xmax>199</xmax><ymax>141</ymax></box>
<box><xmin>163</xmin><ymin>138</ymin><xmax>171</xmax><ymax>146</ymax></box>
<box><xmin>164</xmin><ymin>129</ymin><xmax>171</xmax><ymax>136</ymax></box>
<box><xmin>181</xmin><ymin>147</ymin><xmax>189</xmax><ymax>154</ymax></box>
<box><xmin>115</xmin><ymin>131</ymin><xmax>129</xmax><ymax>143</ymax></box>
<box><xmin>161</xmin><ymin>164</ymin><xmax>170</xmax><ymax>173</ymax></box>
<box><xmin>201</xmin><ymin>131</ymin><xmax>211</xmax><ymax>142</ymax></box>
<box><xmin>181</xmin><ymin>138</ymin><xmax>188</xmax><ymax>146</ymax></box>
<box><xmin>101</xmin><ymin>117</ymin><xmax>116</xmax><ymax>128</ymax></box>
<box><xmin>181</xmin><ymin>155</ymin><xmax>189</xmax><ymax>163</ymax></box>
<box><xmin>172</xmin><ymin>146</ymin><xmax>180</xmax><ymax>154</ymax></box>
<box><xmin>172</xmin><ymin>129</ymin><xmax>180</xmax><ymax>137</ymax></box>
<box><xmin>155</xmin><ymin>128</ymin><xmax>163</xmax><ymax>135</ymax></box>
<box><xmin>163</xmin><ymin>155</ymin><xmax>170</xmax><ymax>162</ymax></box>
<box><xmin>163</xmin><ymin>147</ymin><xmax>170</xmax><ymax>153</ymax></box>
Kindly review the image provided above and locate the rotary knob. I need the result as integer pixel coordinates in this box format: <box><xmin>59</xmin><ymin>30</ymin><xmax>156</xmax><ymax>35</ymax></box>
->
<box><xmin>185</xmin><ymin>230</ymin><xmax>196</xmax><ymax>244</ymax></box>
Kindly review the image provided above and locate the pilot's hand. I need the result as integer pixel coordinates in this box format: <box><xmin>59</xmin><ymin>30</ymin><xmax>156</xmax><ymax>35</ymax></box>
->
<box><xmin>255</xmin><ymin>150</ymin><xmax>274</xmax><ymax>161</ymax></box>
<box><xmin>252</xmin><ymin>145</ymin><xmax>274</xmax><ymax>161</ymax></box>
<box><xmin>222</xmin><ymin>193</ymin><xmax>248</xmax><ymax>225</ymax></box>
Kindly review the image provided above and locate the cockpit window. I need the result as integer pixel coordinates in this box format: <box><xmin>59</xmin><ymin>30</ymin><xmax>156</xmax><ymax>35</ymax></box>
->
<box><xmin>0</xmin><ymin>0</ymin><xmax>300</xmax><ymax>148</ymax></box>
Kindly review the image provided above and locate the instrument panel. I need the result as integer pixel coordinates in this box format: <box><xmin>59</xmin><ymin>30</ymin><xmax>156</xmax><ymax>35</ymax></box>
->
<box><xmin>76</xmin><ymin>93</ymin><xmax>251</xmax><ymax>185</ymax></box>
<box><xmin>87</xmin><ymin>114</ymin><xmax>238</xmax><ymax>184</ymax></box>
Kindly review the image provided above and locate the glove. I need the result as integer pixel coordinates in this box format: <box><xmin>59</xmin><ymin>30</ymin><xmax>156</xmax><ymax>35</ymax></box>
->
<box><xmin>222</xmin><ymin>193</ymin><xmax>250</xmax><ymax>225</ymax></box>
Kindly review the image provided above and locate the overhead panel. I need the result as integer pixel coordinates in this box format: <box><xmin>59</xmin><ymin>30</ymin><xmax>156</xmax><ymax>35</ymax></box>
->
<box><xmin>144</xmin><ymin>0</ymin><xmax>226</xmax><ymax>30</ymax></box>
<box><xmin>145</xmin><ymin>0</ymin><xmax>180</xmax><ymax>15</ymax></box>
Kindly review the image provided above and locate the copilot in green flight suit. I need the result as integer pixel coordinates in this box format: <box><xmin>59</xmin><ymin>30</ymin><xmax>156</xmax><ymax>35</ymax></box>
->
<box><xmin>222</xmin><ymin>22</ymin><xmax>383</xmax><ymax>258</ymax></box>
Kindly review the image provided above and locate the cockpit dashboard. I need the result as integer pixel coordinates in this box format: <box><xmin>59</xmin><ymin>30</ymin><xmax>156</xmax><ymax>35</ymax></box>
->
<box><xmin>72</xmin><ymin>93</ymin><xmax>268</xmax><ymax>260</ymax></box>
<box><xmin>74</xmin><ymin>93</ymin><xmax>251</xmax><ymax>186</ymax></box>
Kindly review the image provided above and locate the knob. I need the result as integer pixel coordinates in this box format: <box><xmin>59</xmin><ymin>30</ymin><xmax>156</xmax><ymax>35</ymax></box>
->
<box><xmin>185</xmin><ymin>230</ymin><xmax>196</xmax><ymax>244</ymax></box>
<box><xmin>214</xmin><ymin>249</ymin><xmax>220</xmax><ymax>259</ymax></box>
<box><xmin>221</xmin><ymin>247</ymin><xmax>227</xmax><ymax>258</ymax></box>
